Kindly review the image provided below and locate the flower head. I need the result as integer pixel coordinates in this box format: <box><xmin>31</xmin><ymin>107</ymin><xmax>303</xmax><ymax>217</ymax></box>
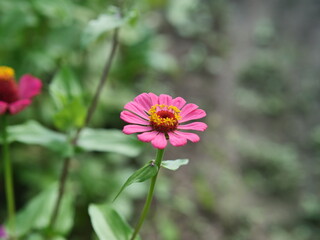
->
<box><xmin>0</xmin><ymin>225</ymin><xmax>6</xmax><ymax>238</ymax></box>
<box><xmin>0</xmin><ymin>66</ymin><xmax>42</xmax><ymax>115</ymax></box>
<box><xmin>121</xmin><ymin>93</ymin><xmax>207</xmax><ymax>149</ymax></box>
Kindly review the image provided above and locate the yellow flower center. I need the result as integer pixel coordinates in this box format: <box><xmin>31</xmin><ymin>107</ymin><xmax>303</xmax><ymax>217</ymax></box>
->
<box><xmin>0</xmin><ymin>66</ymin><xmax>18</xmax><ymax>103</ymax></box>
<box><xmin>149</xmin><ymin>104</ymin><xmax>181</xmax><ymax>132</ymax></box>
<box><xmin>0</xmin><ymin>66</ymin><xmax>15</xmax><ymax>81</ymax></box>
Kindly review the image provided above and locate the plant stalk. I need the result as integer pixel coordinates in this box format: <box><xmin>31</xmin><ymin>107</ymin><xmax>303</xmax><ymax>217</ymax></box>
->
<box><xmin>48</xmin><ymin>28</ymin><xmax>119</xmax><ymax>231</ymax></box>
<box><xmin>130</xmin><ymin>148</ymin><xmax>165</xmax><ymax>240</ymax></box>
<box><xmin>1</xmin><ymin>115</ymin><xmax>16</xmax><ymax>238</ymax></box>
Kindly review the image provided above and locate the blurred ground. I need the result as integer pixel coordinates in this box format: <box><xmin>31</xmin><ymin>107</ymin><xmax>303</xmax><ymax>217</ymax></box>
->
<box><xmin>157</xmin><ymin>1</ymin><xmax>320</xmax><ymax>240</ymax></box>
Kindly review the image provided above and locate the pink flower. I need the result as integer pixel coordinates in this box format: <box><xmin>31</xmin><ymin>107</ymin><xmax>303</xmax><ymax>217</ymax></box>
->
<box><xmin>121</xmin><ymin>93</ymin><xmax>207</xmax><ymax>149</ymax></box>
<box><xmin>0</xmin><ymin>66</ymin><xmax>42</xmax><ymax>115</ymax></box>
<box><xmin>0</xmin><ymin>225</ymin><xmax>6</xmax><ymax>238</ymax></box>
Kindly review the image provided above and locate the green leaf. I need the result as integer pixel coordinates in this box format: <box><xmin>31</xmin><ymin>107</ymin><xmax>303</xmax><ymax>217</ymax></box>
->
<box><xmin>15</xmin><ymin>185</ymin><xmax>75</xmax><ymax>237</ymax></box>
<box><xmin>78</xmin><ymin>128</ymin><xmax>143</xmax><ymax>157</ymax></box>
<box><xmin>82</xmin><ymin>7</ymin><xmax>122</xmax><ymax>47</ymax></box>
<box><xmin>113</xmin><ymin>161</ymin><xmax>158</xmax><ymax>201</ymax></box>
<box><xmin>49</xmin><ymin>66</ymin><xmax>82</xmax><ymax>108</ymax></box>
<box><xmin>53</xmin><ymin>99</ymin><xmax>86</xmax><ymax>131</ymax></box>
<box><xmin>89</xmin><ymin>204</ymin><xmax>140</xmax><ymax>240</ymax></box>
<box><xmin>49</xmin><ymin>66</ymin><xmax>86</xmax><ymax>131</ymax></box>
<box><xmin>0</xmin><ymin>120</ymin><xmax>70</xmax><ymax>156</ymax></box>
<box><xmin>81</xmin><ymin>7</ymin><xmax>139</xmax><ymax>47</ymax></box>
<box><xmin>161</xmin><ymin>159</ymin><xmax>189</xmax><ymax>171</ymax></box>
<box><xmin>26</xmin><ymin>233</ymin><xmax>66</xmax><ymax>240</ymax></box>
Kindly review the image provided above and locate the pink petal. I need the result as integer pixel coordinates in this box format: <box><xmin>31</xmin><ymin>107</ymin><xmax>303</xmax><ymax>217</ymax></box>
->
<box><xmin>151</xmin><ymin>132</ymin><xmax>167</xmax><ymax>149</ymax></box>
<box><xmin>137</xmin><ymin>131</ymin><xmax>159</xmax><ymax>142</ymax></box>
<box><xmin>120</xmin><ymin>111</ymin><xmax>150</xmax><ymax>125</ymax></box>
<box><xmin>8</xmin><ymin>99</ymin><xmax>32</xmax><ymax>114</ymax></box>
<box><xmin>178</xmin><ymin>122</ymin><xmax>207</xmax><ymax>131</ymax></box>
<box><xmin>148</xmin><ymin>92</ymin><xmax>159</xmax><ymax>106</ymax></box>
<box><xmin>0</xmin><ymin>101</ymin><xmax>8</xmax><ymax>114</ymax></box>
<box><xmin>168</xmin><ymin>132</ymin><xmax>187</xmax><ymax>147</ymax></box>
<box><xmin>174</xmin><ymin>131</ymin><xmax>200</xmax><ymax>143</ymax></box>
<box><xmin>180</xmin><ymin>109</ymin><xmax>206</xmax><ymax>123</ymax></box>
<box><xmin>180</xmin><ymin>103</ymin><xmax>199</xmax><ymax>118</ymax></box>
<box><xmin>172</xmin><ymin>97</ymin><xmax>186</xmax><ymax>109</ymax></box>
<box><xmin>124</xmin><ymin>101</ymin><xmax>149</xmax><ymax>120</ymax></box>
<box><xmin>18</xmin><ymin>74</ymin><xmax>42</xmax><ymax>99</ymax></box>
<box><xmin>158</xmin><ymin>94</ymin><xmax>172</xmax><ymax>106</ymax></box>
<box><xmin>123</xmin><ymin>125</ymin><xmax>152</xmax><ymax>134</ymax></box>
<box><xmin>134</xmin><ymin>93</ymin><xmax>153</xmax><ymax>111</ymax></box>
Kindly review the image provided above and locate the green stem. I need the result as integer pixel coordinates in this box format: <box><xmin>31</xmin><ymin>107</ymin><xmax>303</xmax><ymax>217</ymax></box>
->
<box><xmin>1</xmin><ymin>115</ymin><xmax>16</xmax><ymax>237</ymax></box>
<box><xmin>48</xmin><ymin>28</ymin><xmax>120</xmax><ymax>233</ymax></box>
<box><xmin>130</xmin><ymin>148</ymin><xmax>165</xmax><ymax>240</ymax></box>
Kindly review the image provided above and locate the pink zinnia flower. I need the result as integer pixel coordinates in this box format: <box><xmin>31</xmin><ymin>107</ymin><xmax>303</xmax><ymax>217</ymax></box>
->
<box><xmin>0</xmin><ymin>225</ymin><xmax>6</xmax><ymax>238</ymax></box>
<box><xmin>121</xmin><ymin>93</ymin><xmax>207</xmax><ymax>149</ymax></box>
<box><xmin>0</xmin><ymin>66</ymin><xmax>42</xmax><ymax>115</ymax></box>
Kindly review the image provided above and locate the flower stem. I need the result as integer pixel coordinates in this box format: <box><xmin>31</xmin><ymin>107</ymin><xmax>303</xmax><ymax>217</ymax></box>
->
<box><xmin>130</xmin><ymin>148</ymin><xmax>165</xmax><ymax>240</ymax></box>
<box><xmin>48</xmin><ymin>28</ymin><xmax>119</xmax><ymax>232</ymax></box>
<box><xmin>1</xmin><ymin>115</ymin><xmax>16</xmax><ymax>237</ymax></box>
<box><xmin>48</xmin><ymin>156</ymin><xmax>71</xmax><ymax>230</ymax></box>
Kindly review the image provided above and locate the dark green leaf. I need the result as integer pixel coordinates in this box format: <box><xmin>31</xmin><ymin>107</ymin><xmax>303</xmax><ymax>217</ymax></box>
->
<box><xmin>78</xmin><ymin>128</ymin><xmax>143</xmax><ymax>157</ymax></box>
<box><xmin>113</xmin><ymin>161</ymin><xmax>158</xmax><ymax>201</ymax></box>
<box><xmin>161</xmin><ymin>159</ymin><xmax>189</xmax><ymax>171</ymax></box>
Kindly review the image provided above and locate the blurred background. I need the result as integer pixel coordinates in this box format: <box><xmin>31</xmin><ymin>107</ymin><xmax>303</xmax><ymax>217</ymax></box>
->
<box><xmin>1</xmin><ymin>0</ymin><xmax>320</xmax><ymax>239</ymax></box>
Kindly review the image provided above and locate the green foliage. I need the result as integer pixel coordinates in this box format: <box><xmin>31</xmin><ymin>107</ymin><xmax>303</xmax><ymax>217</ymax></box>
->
<box><xmin>78</xmin><ymin>128</ymin><xmax>143</xmax><ymax>157</ymax></box>
<box><xmin>0</xmin><ymin>120</ymin><xmax>70</xmax><ymax>156</ymax></box>
<box><xmin>50</xmin><ymin>67</ymin><xmax>83</xmax><ymax>108</ymax></box>
<box><xmin>236</xmin><ymin>87</ymin><xmax>285</xmax><ymax>115</ymax></box>
<box><xmin>113</xmin><ymin>161</ymin><xmax>158</xmax><ymax>201</ymax></box>
<box><xmin>50</xmin><ymin>66</ymin><xmax>86</xmax><ymax>131</ymax></box>
<box><xmin>237</xmin><ymin>58</ymin><xmax>286</xmax><ymax>115</ymax></box>
<box><xmin>0</xmin><ymin>121</ymin><xmax>143</xmax><ymax>159</ymax></box>
<box><xmin>161</xmin><ymin>159</ymin><xmax>189</xmax><ymax>171</ymax></box>
<box><xmin>82</xmin><ymin>7</ymin><xmax>122</xmax><ymax>47</ymax></box>
<box><xmin>53</xmin><ymin>99</ymin><xmax>87</xmax><ymax>131</ymax></box>
<box><xmin>82</xmin><ymin>6</ymin><xmax>139</xmax><ymax>47</ymax></box>
<box><xmin>89</xmin><ymin>204</ymin><xmax>140</xmax><ymax>240</ymax></box>
<box><xmin>157</xmin><ymin>213</ymin><xmax>180</xmax><ymax>240</ymax></box>
<box><xmin>26</xmin><ymin>234</ymin><xmax>66</xmax><ymax>240</ymax></box>
<box><xmin>1</xmin><ymin>0</ymin><xmax>318</xmax><ymax>239</ymax></box>
<box><xmin>15</xmin><ymin>185</ymin><xmax>74</xmax><ymax>237</ymax></box>
<box><xmin>239</xmin><ymin>58</ymin><xmax>284</xmax><ymax>95</ymax></box>
<box><xmin>233</xmin><ymin>132</ymin><xmax>301</xmax><ymax>195</ymax></box>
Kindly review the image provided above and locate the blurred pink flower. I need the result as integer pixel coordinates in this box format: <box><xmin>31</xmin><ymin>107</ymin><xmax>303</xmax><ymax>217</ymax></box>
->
<box><xmin>0</xmin><ymin>66</ymin><xmax>42</xmax><ymax>115</ymax></box>
<box><xmin>121</xmin><ymin>93</ymin><xmax>207</xmax><ymax>149</ymax></box>
<box><xmin>0</xmin><ymin>225</ymin><xmax>6</xmax><ymax>238</ymax></box>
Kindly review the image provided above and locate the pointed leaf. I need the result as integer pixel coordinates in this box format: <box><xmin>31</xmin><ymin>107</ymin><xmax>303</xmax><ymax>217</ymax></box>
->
<box><xmin>161</xmin><ymin>159</ymin><xmax>189</xmax><ymax>171</ymax></box>
<box><xmin>78</xmin><ymin>128</ymin><xmax>143</xmax><ymax>157</ymax></box>
<box><xmin>89</xmin><ymin>204</ymin><xmax>140</xmax><ymax>240</ymax></box>
<box><xmin>113</xmin><ymin>161</ymin><xmax>158</xmax><ymax>201</ymax></box>
<box><xmin>0</xmin><ymin>121</ymin><xmax>71</xmax><ymax>156</ymax></box>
